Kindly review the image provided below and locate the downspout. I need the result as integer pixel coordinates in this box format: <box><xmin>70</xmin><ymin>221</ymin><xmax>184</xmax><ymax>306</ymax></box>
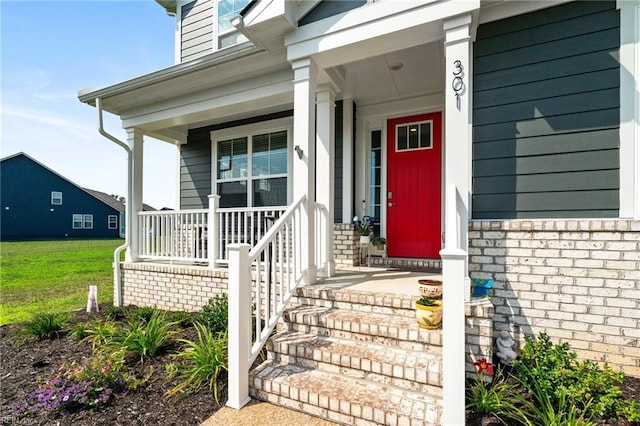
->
<box><xmin>96</xmin><ymin>97</ymin><xmax>132</xmax><ymax>307</ymax></box>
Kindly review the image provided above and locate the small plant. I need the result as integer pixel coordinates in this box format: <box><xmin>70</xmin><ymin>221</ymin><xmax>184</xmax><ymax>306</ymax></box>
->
<box><xmin>416</xmin><ymin>297</ymin><xmax>439</xmax><ymax>306</ymax></box>
<box><xmin>103</xmin><ymin>305</ymin><xmax>124</xmax><ymax>321</ymax></box>
<box><xmin>353</xmin><ymin>215</ymin><xmax>374</xmax><ymax>236</ymax></box>
<box><xmin>110</xmin><ymin>310</ymin><xmax>177</xmax><ymax>362</ymax></box>
<box><xmin>170</xmin><ymin>310</ymin><xmax>193</xmax><ymax>328</ymax></box>
<box><xmin>129</xmin><ymin>306</ymin><xmax>157</xmax><ymax>324</ymax></box>
<box><xmin>166</xmin><ymin>322</ymin><xmax>228</xmax><ymax>403</ymax></box>
<box><xmin>22</xmin><ymin>312</ymin><xmax>70</xmax><ymax>339</ymax></box>
<box><xmin>466</xmin><ymin>359</ymin><xmax>525</xmax><ymax>421</ymax></box>
<box><xmin>198</xmin><ymin>295</ymin><xmax>228</xmax><ymax>334</ymax></box>
<box><xmin>371</xmin><ymin>235</ymin><xmax>386</xmax><ymax>246</ymax></box>
<box><xmin>80</xmin><ymin>319</ymin><xmax>119</xmax><ymax>350</ymax></box>
<box><xmin>69</xmin><ymin>322</ymin><xmax>88</xmax><ymax>341</ymax></box>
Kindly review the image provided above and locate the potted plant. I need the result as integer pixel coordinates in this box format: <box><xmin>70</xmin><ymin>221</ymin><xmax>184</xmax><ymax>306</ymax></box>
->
<box><xmin>415</xmin><ymin>297</ymin><xmax>443</xmax><ymax>329</ymax></box>
<box><xmin>371</xmin><ymin>236</ymin><xmax>386</xmax><ymax>250</ymax></box>
<box><xmin>417</xmin><ymin>279</ymin><xmax>442</xmax><ymax>299</ymax></box>
<box><xmin>353</xmin><ymin>215</ymin><xmax>373</xmax><ymax>244</ymax></box>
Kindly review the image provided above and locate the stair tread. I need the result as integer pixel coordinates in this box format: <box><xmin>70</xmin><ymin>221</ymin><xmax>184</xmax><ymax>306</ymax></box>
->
<box><xmin>251</xmin><ymin>360</ymin><xmax>441</xmax><ymax>423</ymax></box>
<box><xmin>272</xmin><ymin>330</ymin><xmax>441</xmax><ymax>365</ymax></box>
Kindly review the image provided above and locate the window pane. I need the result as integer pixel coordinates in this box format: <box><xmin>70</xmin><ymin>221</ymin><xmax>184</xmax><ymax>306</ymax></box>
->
<box><xmin>83</xmin><ymin>214</ymin><xmax>93</xmax><ymax>229</ymax></box>
<box><xmin>108</xmin><ymin>215</ymin><xmax>118</xmax><ymax>229</ymax></box>
<box><xmin>231</xmin><ymin>138</ymin><xmax>247</xmax><ymax>178</ymax></box>
<box><xmin>51</xmin><ymin>191</ymin><xmax>62</xmax><ymax>205</ymax></box>
<box><xmin>269</xmin><ymin>131</ymin><xmax>287</xmax><ymax>174</ymax></box>
<box><xmin>218</xmin><ymin>181</ymin><xmax>247</xmax><ymax>208</ymax></box>
<box><xmin>253</xmin><ymin>178</ymin><xmax>287</xmax><ymax>207</ymax></box>
<box><xmin>371</xmin><ymin>130</ymin><xmax>381</xmax><ymax>149</ymax></box>
<box><xmin>218</xmin><ymin>0</ymin><xmax>233</xmax><ymax>16</ymax></box>
<box><xmin>420</xmin><ymin>123</ymin><xmax>432</xmax><ymax>148</ymax></box>
<box><xmin>252</xmin><ymin>133</ymin><xmax>269</xmax><ymax>176</ymax></box>
<box><xmin>408</xmin><ymin>124</ymin><xmax>419</xmax><ymax>149</ymax></box>
<box><xmin>73</xmin><ymin>214</ymin><xmax>82</xmax><ymax>229</ymax></box>
<box><xmin>217</xmin><ymin>140</ymin><xmax>232</xmax><ymax>179</ymax></box>
<box><xmin>397</xmin><ymin>126</ymin><xmax>407</xmax><ymax>150</ymax></box>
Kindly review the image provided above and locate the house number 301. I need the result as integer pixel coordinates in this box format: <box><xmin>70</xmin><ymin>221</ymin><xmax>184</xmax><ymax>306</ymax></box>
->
<box><xmin>452</xmin><ymin>60</ymin><xmax>464</xmax><ymax>107</ymax></box>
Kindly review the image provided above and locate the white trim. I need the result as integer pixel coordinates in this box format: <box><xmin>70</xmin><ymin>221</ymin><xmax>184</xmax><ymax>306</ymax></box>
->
<box><xmin>619</xmin><ymin>0</ymin><xmax>640</xmax><ymax>218</ymax></box>
<box><xmin>108</xmin><ymin>215</ymin><xmax>118</xmax><ymax>229</ymax></box>
<box><xmin>51</xmin><ymin>191</ymin><xmax>62</xmax><ymax>205</ymax></box>
<box><xmin>210</xmin><ymin>116</ymin><xmax>293</xmax><ymax>207</ymax></box>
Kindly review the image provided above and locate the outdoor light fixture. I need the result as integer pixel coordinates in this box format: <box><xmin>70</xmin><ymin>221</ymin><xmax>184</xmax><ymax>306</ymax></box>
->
<box><xmin>294</xmin><ymin>145</ymin><xmax>304</xmax><ymax>159</ymax></box>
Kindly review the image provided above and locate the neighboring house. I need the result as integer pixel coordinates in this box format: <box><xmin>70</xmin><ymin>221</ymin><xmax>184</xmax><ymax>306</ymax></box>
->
<box><xmin>0</xmin><ymin>152</ymin><xmax>151</xmax><ymax>240</ymax></box>
<box><xmin>79</xmin><ymin>0</ymin><xmax>640</xmax><ymax>422</ymax></box>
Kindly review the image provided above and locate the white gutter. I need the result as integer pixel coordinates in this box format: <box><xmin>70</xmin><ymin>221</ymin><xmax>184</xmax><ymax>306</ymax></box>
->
<box><xmin>96</xmin><ymin>97</ymin><xmax>131</xmax><ymax>307</ymax></box>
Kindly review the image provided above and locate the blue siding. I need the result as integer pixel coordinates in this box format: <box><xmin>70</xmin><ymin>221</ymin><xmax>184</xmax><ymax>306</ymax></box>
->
<box><xmin>1</xmin><ymin>154</ymin><xmax>122</xmax><ymax>240</ymax></box>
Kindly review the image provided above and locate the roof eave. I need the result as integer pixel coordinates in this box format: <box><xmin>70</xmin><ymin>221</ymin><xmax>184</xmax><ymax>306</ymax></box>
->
<box><xmin>155</xmin><ymin>0</ymin><xmax>177</xmax><ymax>16</ymax></box>
<box><xmin>77</xmin><ymin>41</ymin><xmax>260</xmax><ymax>108</ymax></box>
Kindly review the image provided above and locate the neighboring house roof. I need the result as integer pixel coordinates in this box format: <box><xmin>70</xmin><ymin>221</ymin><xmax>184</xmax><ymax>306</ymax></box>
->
<box><xmin>1</xmin><ymin>152</ymin><xmax>155</xmax><ymax>212</ymax></box>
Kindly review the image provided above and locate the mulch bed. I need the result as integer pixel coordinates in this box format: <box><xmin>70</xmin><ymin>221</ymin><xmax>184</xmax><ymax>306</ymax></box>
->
<box><xmin>0</xmin><ymin>307</ymin><xmax>226</xmax><ymax>426</ymax></box>
<box><xmin>1</xmin><ymin>306</ymin><xmax>639</xmax><ymax>425</ymax></box>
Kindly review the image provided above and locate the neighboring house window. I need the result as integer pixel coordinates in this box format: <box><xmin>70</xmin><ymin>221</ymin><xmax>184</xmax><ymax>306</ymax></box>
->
<box><xmin>108</xmin><ymin>215</ymin><xmax>118</xmax><ymax>229</ymax></box>
<box><xmin>217</xmin><ymin>0</ymin><xmax>249</xmax><ymax>49</ymax></box>
<box><xmin>51</xmin><ymin>191</ymin><xmax>62</xmax><ymax>205</ymax></box>
<box><xmin>216</xmin><ymin>129</ymin><xmax>288</xmax><ymax>208</ymax></box>
<box><xmin>72</xmin><ymin>214</ymin><xmax>94</xmax><ymax>229</ymax></box>
<box><xmin>370</xmin><ymin>130</ymin><xmax>382</xmax><ymax>224</ymax></box>
<box><xmin>395</xmin><ymin>121</ymin><xmax>433</xmax><ymax>151</ymax></box>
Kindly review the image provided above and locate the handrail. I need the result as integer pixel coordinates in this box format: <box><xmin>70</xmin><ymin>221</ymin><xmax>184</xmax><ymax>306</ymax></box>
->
<box><xmin>227</xmin><ymin>194</ymin><xmax>307</xmax><ymax>409</ymax></box>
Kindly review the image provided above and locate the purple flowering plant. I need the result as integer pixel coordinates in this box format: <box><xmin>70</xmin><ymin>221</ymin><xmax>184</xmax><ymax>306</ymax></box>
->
<box><xmin>12</xmin><ymin>353</ymin><xmax>130</xmax><ymax>419</ymax></box>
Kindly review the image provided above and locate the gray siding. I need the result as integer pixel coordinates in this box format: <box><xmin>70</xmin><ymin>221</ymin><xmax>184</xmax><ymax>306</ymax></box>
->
<box><xmin>181</xmin><ymin>0</ymin><xmax>213</xmax><ymax>62</ymax></box>
<box><xmin>299</xmin><ymin>0</ymin><xmax>366</xmax><ymax>26</ymax></box>
<box><xmin>334</xmin><ymin>100</ymin><xmax>344</xmax><ymax>223</ymax></box>
<box><xmin>180</xmin><ymin>129</ymin><xmax>212</xmax><ymax>209</ymax></box>
<box><xmin>472</xmin><ymin>1</ymin><xmax>620</xmax><ymax>219</ymax></box>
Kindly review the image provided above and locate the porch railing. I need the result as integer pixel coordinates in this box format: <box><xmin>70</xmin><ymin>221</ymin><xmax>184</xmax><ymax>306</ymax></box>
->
<box><xmin>136</xmin><ymin>201</ymin><xmax>286</xmax><ymax>265</ymax></box>
<box><xmin>227</xmin><ymin>194</ymin><xmax>306</xmax><ymax>409</ymax></box>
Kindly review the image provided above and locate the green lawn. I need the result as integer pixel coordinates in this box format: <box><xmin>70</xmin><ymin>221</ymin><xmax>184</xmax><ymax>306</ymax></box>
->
<box><xmin>0</xmin><ymin>239</ymin><xmax>123</xmax><ymax>325</ymax></box>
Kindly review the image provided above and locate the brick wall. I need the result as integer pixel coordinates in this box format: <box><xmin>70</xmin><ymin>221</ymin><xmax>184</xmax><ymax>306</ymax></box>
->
<box><xmin>468</xmin><ymin>219</ymin><xmax>640</xmax><ymax>376</ymax></box>
<box><xmin>334</xmin><ymin>224</ymin><xmax>359</xmax><ymax>266</ymax></box>
<box><xmin>120</xmin><ymin>263</ymin><xmax>228</xmax><ymax>311</ymax></box>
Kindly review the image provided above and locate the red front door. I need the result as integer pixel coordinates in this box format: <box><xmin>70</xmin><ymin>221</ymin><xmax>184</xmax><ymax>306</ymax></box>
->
<box><xmin>387</xmin><ymin>112</ymin><xmax>442</xmax><ymax>258</ymax></box>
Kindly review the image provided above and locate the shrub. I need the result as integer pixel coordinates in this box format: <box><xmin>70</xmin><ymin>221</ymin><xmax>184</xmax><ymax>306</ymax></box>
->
<box><xmin>514</xmin><ymin>332</ymin><xmax>640</xmax><ymax>422</ymax></box>
<box><xmin>170</xmin><ymin>310</ymin><xmax>193</xmax><ymax>328</ymax></box>
<box><xmin>198</xmin><ymin>295</ymin><xmax>228</xmax><ymax>334</ymax></box>
<box><xmin>110</xmin><ymin>310</ymin><xmax>177</xmax><ymax>361</ymax></box>
<box><xmin>22</xmin><ymin>312</ymin><xmax>70</xmax><ymax>339</ymax></box>
<box><xmin>69</xmin><ymin>323</ymin><xmax>88</xmax><ymax>341</ymax></box>
<box><xmin>128</xmin><ymin>306</ymin><xmax>157</xmax><ymax>324</ymax></box>
<box><xmin>167</xmin><ymin>322</ymin><xmax>228</xmax><ymax>403</ymax></box>
<box><xmin>103</xmin><ymin>305</ymin><xmax>124</xmax><ymax>321</ymax></box>
<box><xmin>80</xmin><ymin>319</ymin><xmax>119</xmax><ymax>350</ymax></box>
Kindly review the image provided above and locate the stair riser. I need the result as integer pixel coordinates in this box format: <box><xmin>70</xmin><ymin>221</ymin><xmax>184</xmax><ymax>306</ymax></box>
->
<box><xmin>271</xmin><ymin>353</ymin><xmax>442</xmax><ymax>395</ymax></box>
<box><xmin>285</xmin><ymin>322</ymin><xmax>443</xmax><ymax>353</ymax></box>
<box><xmin>250</xmin><ymin>377</ymin><xmax>441</xmax><ymax>426</ymax></box>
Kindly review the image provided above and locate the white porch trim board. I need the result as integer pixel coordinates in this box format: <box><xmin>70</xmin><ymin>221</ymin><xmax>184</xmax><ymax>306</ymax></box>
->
<box><xmin>126</xmin><ymin>128</ymin><xmax>144</xmax><ymax>262</ymax></box>
<box><xmin>292</xmin><ymin>58</ymin><xmax>317</xmax><ymax>284</ymax></box>
<box><xmin>316</xmin><ymin>84</ymin><xmax>336</xmax><ymax>277</ymax></box>
<box><xmin>341</xmin><ymin>97</ymin><xmax>354</xmax><ymax>224</ymax></box>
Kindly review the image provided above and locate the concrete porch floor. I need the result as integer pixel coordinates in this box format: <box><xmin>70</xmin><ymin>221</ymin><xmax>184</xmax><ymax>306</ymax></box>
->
<box><xmin>312</xmin><ymin>265</ymin><xmax>443</xmax><ymax>296</ymax></box>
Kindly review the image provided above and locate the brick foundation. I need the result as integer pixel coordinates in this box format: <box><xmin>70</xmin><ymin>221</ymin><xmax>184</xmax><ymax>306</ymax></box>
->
<box><xmin>333</xmin><ymin>224</ymin><xmax>359</xmax><ymax>266</ymax></box>
<box><xmin>468</xmin><ymin>219</ymin><xmax>640</xmax><ymax>376</ymax></box>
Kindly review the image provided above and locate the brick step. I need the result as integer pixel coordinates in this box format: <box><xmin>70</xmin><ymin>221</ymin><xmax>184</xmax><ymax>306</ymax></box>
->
<box><xmin>267</xmin><ymin>331</ymin><xmax>443</xmax><ymax>395</ymax></box>
<box><xmin>282</xmin><ymin>304</ymin><xmax>443</xmax><ymax>352</ymax></box>
<box><xmin>291</xmin><ymin>286</ymin><xmax>422</xmax><ymax>318</ymax></box>
<box><xmin>250</xmin><ymin>360</ymin><xmax>441</xmax><ymax>425</ymax></box>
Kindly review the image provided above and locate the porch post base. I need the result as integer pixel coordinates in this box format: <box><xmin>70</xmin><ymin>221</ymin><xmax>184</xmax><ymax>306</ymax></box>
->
<box><xmin>303</xmin><ymin>265</ymin><xmax>317</xmax><ymax>285</ymax></box>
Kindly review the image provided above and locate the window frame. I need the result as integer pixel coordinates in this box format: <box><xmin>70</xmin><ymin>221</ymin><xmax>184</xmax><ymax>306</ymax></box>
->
<box><xmin>51</xmin><ymin>191</ymin><xmax>62</xmax><ymax>205</ymax></box>
<box><xmin>72</xmin><ymin>214</ymin><xmax>94</xmax><ymax>230</ymax></box>
<box><xmin>395</xmin><ymin>120</ymin><xmax>434</xmax><ymax>153</ymax></box>
<box><xmin>108</xmin><ymin>215</ymin><xmax>118</xmax><ymax>229</ymax></box>
<box><xmin>211</xmin><ymin>117</ymin><xmax>292</xmax><ymax>208</ymax></box>
<box><xmin>215</xmin><ymin>0</ymin><xmax>250</xmax><ymax>50</ymax></box>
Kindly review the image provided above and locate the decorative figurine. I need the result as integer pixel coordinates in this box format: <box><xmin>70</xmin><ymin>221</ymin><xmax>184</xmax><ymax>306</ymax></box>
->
<box><xmin>496</xmin><ymin>330</ymin><xmax>517</xmax><ymax>365</ymax></box>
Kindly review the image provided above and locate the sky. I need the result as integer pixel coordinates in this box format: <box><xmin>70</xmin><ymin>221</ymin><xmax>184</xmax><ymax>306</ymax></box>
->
<box><xmin>1</xmin><ymin>0</ymin><xmax>179</xmax><ymax>209</ymax></box>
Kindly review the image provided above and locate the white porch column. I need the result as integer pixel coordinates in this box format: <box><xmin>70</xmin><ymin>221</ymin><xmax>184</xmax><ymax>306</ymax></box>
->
<box><xmin>342</xmin><ymin>98</ymin><xmax>354</xmax><ymax>224</ymax></box>
<box><xmin>125</xmin><ymin>127</ymin><xmax>144</xmax><ymax>262</ymax></box>
<box><xmin>316</xmin><ymin>84</ymin><xmax>336</xmax><ymax>277</ymax></box>
<box><xmin>292</xmin><ymin>58</ymin><xmax>317</xmax><ymax>284</ymax></box>
<box><xmin>441</xmin><ymin>15</ymin><xmax>473</xmax><ymax>426</ymax></box>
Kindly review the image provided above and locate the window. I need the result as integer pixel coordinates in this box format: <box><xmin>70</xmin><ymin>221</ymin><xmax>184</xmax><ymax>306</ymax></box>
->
<box><xmin>370</xmin><ymin>130</ymin><xmax>382</xmax><ymax>224</ymax></box>
<box><xmin>216</xmin><ymin>129</ymin><xmax>288</xmax><ymax>208</ymax></box>
<box><xmin>396</xmin><ymin>121</ymin><xmax>432</xmax><ymax>152</ymax></box>
<box><xmin>217</xmin><ymin>0</ymin><xmax>249</xmax><ymax>49</ymax></box>
<box><xmin>51</xmin><ymin>191</ymin><xmax>62</xmax><ymax>205</ymax></box>
<box><xmin>108</xmin><ymin>215</ymin><xmax>118</xmax><ymax>229</ymax></box>
<box><xmin>72</xmin><ymin>214</ymin><xmax>94</xmax><ymax>229</ymax></box>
